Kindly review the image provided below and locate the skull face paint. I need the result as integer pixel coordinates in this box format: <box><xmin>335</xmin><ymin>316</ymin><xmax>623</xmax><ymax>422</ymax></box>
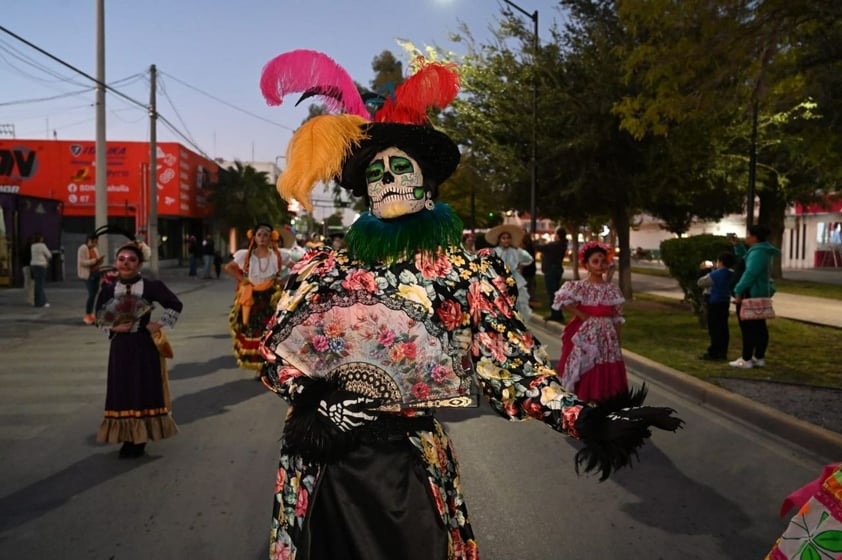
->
<box><xmin>365</xmin><ymin>147</ymin><xmax>427</xmax><ymax>219</ymax></box>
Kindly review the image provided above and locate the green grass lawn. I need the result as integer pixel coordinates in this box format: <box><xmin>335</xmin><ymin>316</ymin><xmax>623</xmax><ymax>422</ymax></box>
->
<box><xmin>622</xmin><ymin>295</ymin><xmax>842</xmax><ymax>389</ymax></box>
<box><xmin>529</xmin><ymin>273</ymin><xmax>842</xmax><ymax>390</ymax></box>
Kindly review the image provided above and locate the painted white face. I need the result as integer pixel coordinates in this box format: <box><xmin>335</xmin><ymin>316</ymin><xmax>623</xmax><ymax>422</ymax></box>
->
<box><xmin>365</xmin><ymin>147</ymin><xmax>426</xmax><ymax>219</ymax></box>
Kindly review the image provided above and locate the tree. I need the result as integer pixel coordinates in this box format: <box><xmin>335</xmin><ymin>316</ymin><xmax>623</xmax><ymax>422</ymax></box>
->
<box><xmin>433</xmin><ymin>3</ymin><xmax>743</xmax><ymax>296</ymax></box>
<box><xmin>370</xmin><ymin>50</ymin><xmax>404</xmax><ymax>94</ymax></box>
<box><xmin>614</xmin><ymin>0</ymin><xmax>842</xmax><ymax>275</ymax></box>
<box><xmin>208</xmin><ymin>161</ymin><xmax>290</xmax><ymax>236</ymax></box>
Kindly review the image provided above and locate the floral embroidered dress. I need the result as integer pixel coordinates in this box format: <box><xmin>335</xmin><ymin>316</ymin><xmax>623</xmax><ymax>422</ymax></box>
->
<box><xmin>766</xmin><ymin>463</ymin><xmax>842</xmax><ymax>560</ymax></box>
<box><xmin>259</xmin><ymin>207</ymin><xmax>588</xmax><ymax>560</ymax></box>
<box><xmin>553</xmin><ymin>280</ymin><xmax>628</xmax><ymax>402</ymax></box>
<box><xmin>95</xmin><ymin>276</ymin><xmax>182</xmax><ymax>444</ymax></box>
<box><xmin>228</xmin><ymin>248</ymin><xmax>284</xmax><ymax>370</ymax></box>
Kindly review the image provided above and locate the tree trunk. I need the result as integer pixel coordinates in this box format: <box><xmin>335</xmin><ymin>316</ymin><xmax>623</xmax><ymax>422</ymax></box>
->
<box><xmin>757</xmin><ymin>176</ymin><xmax>787</xmax><ymax>280</ymax></box>
<box><xmin>612</xmin><ymin>207</ymin><xmax>632</xmax><ymax>299</ymax></box>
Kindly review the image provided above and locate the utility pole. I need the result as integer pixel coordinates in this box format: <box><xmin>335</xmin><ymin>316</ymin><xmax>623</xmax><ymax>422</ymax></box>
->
<box><xmin>94</xmin><ymin>0</ymin><xmax>108</xmax><ymax>257</ymax></box>
<box><xmin>148</xmin><ymin>64</ymin><xmax>159</xmax><ymax>276</ymax></box>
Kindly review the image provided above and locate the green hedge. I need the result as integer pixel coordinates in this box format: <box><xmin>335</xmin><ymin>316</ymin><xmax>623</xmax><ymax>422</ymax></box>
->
<box><xmin>659</xmin><ymin>234</ymin><xmax>735</xmax><ymax>323</ymax></box>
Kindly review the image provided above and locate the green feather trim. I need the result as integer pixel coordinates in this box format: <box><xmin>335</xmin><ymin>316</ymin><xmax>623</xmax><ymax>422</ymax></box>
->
<box><xmin>345</xmin><ymin>204</ymin><xmax>464</xmax><ymax>265</ymax></box>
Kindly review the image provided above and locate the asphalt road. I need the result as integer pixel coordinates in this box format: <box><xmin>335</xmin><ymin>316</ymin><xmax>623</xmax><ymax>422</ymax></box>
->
<box><xmin>0</xmin><ymin>277</ymin><xmax>826</xmax><ymax>559</ymax></box>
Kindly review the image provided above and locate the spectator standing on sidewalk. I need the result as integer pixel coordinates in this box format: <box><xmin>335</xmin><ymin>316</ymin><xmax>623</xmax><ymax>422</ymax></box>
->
<box><xmin>201</xmin><ymin>233</ymin><xmax>215</xmax><ymax>279</ymax></box>
<box><xmin>697</xmin><ymin>252</ymin><xmax>736</xmax><ymax>361</ymax></box>
<box><xmin>730</xmin><ymin>224</ymin><xmax>780</xmax><ymax>369</ymax></box>
<box><xmin>187</xmin><ymin>235</ymin><xmax>199</xmax><ymax>277</ymax></box>
<box><xmin>536</xmin><ymin>227</ymin><xmax>568</xmax><ymax>323</ymax></box>
<box><xmin>29</xmin><ymin>233</ymin><xmax>52</xmax><ymax>308</ymax></box>
<box><xmin>20</xmin><ymin>235</ymin><xmax>35</xmax><ymax>305</ymax></box>
<box><xmin>77</xmin><ymin>234</ymin><xmax>105</xmax><ymax>324</ymax></box>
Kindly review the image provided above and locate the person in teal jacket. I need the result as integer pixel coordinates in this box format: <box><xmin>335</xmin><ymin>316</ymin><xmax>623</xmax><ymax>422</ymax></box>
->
<box><xmin>730</xmin><ymin>224</ymin><xmax>781</xmax><ymax>369</ymax></box>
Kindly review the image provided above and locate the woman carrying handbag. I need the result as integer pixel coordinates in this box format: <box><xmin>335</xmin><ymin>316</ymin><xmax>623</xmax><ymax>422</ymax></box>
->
<box><xmin>730</xmin><ymin>224</ymin><xmax>780</xmax><ymax>369</ymax></box>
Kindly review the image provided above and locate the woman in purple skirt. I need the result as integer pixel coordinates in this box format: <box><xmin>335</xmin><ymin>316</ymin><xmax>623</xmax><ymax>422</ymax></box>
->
<box><xmin>95</xmin><ymin>242</ymin><xmax>183</xmax><ymax>458</ymax></box>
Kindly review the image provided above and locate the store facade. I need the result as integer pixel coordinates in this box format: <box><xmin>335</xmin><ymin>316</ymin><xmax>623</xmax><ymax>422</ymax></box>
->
<box><xmin>0</xmin><ymin>139</ymin><xmax>218</xmax><ymax>286</ymax></box>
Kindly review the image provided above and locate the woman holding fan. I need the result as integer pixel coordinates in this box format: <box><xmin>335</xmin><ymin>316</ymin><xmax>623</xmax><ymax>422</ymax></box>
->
<box><xmin>95</xmin><ymin>241</ymin><xmax>182</xmax><ymax>458</ymax></box>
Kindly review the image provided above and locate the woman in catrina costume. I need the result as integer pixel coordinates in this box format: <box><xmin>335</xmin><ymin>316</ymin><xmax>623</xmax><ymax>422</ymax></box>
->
<box><xmin>256</xmin><ymin>50</ymin><xmax>683</xmax><ymax>560</ymax></box>
<box><xmin>91</xmin><ymin>226</ymin><xmax>181</xmax><ymax>459</ymax></box>
<box><xmin>223</xmin><ymin>223</ymin><xmax>294</xmax><ymax>371</ymax></box>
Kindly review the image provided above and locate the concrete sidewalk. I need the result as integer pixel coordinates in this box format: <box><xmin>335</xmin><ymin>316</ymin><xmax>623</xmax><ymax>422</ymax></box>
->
<box><xmin>628</xmin><ymin>265</ymin><xmax>842</xmax><ymax>329</ymax></box>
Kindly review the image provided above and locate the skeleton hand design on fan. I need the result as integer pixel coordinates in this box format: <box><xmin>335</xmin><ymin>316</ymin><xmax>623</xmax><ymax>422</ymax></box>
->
<box><xmin>317</xmin><ymin>390</ymin><xmax>381</xmax><ymax>432</ymax></box>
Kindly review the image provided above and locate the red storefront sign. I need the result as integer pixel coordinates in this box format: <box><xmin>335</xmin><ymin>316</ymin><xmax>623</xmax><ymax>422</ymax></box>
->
<box><xmin>795</xmin><ymin>196</ymin><xmax>842</xmax><ymax>214</ymax></box>
<box><xmin>0</xmin><ymin>139</ymin><xmax>217</xmax><ymax>219</ymax></box>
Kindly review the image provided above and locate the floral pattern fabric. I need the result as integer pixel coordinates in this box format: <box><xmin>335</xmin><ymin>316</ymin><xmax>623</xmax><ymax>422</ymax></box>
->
<box><xmin>553</xmin><ymin>280</ymin><xmax>628</xmax><ymax>401</ymax></box>
<box><xmin>766</xmin><ymin>463</ymin><xmax>842</xmax><ymax>560</ymax></box>
<box><xmin>260</xmin><ymin>244</ymin><xmax>586</xmax><ymax>559</ymax></box>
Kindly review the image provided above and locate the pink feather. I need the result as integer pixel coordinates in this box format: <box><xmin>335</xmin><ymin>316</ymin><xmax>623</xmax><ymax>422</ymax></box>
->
<box><xmin>260</xmin><ymin>49</ymin><xmax>369</xmax><ymax>119</ymax></box>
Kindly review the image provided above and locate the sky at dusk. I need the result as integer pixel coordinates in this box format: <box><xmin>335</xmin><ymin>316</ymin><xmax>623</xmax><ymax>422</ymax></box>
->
<box><xmin>2</xmin><ymin>0</ymin><xmax>566</xmax><ymax>167</ymax></box>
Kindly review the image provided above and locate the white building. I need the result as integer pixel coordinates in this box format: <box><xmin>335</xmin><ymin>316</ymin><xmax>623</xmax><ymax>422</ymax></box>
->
<box><xmin>629</xmin><ymin>201</ymin><xmax>842</xmax><ymax>269</ymax></box>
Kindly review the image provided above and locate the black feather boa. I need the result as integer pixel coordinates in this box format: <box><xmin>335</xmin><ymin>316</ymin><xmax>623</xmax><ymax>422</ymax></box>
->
<box><xmin>573</xmin><ymin>384</ymin><xmax>684</xmax><ymax>481</ymax></box>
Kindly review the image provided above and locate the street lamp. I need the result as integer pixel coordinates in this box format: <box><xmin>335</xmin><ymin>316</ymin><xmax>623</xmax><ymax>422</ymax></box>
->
<box><xmin>503</xmin><ymin>0</ymin><xmax>538</xmax><ymax>238</ymax></box>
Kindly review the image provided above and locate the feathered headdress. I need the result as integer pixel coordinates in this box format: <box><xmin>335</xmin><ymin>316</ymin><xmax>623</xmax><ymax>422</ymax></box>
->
<box><xmin>260</xmin><ymin>50</ymin><xmax>460</xmax><ymax>211</ymax></box>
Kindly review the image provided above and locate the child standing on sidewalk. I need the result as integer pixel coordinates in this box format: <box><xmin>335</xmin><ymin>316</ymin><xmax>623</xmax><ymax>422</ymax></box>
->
<box><xmin>697</xmin><ymin>252</ymin><xmax>736</xmax><ymax>361</ymax></box>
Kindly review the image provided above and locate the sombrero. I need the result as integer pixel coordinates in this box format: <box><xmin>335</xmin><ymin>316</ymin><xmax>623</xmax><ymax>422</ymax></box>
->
<box><xmin>485</xmin><ymin>224</ymin><xmax>525</xmax><ymax>246</ymax></box>
<box><xmin>278</xmin><ymin>226</ymin><xmax>296</xmax><ymax>249</ymax></box>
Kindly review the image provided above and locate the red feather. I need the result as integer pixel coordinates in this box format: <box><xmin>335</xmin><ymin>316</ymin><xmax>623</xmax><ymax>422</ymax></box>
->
<box><xmin>374</xmin><ymin>58</ymin><xmax>460</xmax><ymax>124</ymax></box>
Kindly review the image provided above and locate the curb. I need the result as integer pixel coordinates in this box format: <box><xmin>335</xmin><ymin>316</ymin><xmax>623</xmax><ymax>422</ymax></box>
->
<box><xmin>529</xmin><ymin>316</ymin><xmax>842</xmax><ymax>461</ymax></box>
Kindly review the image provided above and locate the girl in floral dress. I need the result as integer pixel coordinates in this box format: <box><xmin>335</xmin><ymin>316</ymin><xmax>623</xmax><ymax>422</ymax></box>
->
<box><xmin>552</xmin><ymin>242</ymin><xmax>628</xmax><ymax>402</ymax></box>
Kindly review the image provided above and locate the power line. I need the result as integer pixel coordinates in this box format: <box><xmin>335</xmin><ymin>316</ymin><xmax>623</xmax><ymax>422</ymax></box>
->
<box><xmin>0</xmin><ymin>73</ymin><xmax>147</xmax><ymax>107</ymax></box>
<box><xmin>0</xmin><ymin>25</ymin><xmax>211</xmax><ymax>156</ymax></box>
<box><xmin>158</xmin><ymin>114</ymin><xmax>211</xmax><ymax>159</ymax></box>
<box><xmin>0</xmin><ymin>25</ymin><xmax>265</xmax><ymax>161</ymax></box>
<box><xmin>160</xmin><ymin>70</ymin><xmax>294</xmax><ymax>131</ymax></box>
<box><xmin>0</xmin><ymin>39</ymin><xmax>90</xmax><ymax>88</ymax></box>
<box><xmin>158</xmin><ymin>75</ymin><xmax>199</xmax><ymax>150</ymax></box>
<box><xmin>0</xmin><ymin>24</ymin><xmax>147</xmax><ymax>111</ymax></box>
<box><xmin>0</xmin><ymin>88</ymin><xmax>94</xmax><ymax>107</ymax></box>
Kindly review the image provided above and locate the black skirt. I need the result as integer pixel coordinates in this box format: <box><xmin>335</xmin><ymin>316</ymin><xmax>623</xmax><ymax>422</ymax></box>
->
<box><xmin>300</xmin><ymin>437</ymin><xmax>449</xmax><ymax>560</ymax></box>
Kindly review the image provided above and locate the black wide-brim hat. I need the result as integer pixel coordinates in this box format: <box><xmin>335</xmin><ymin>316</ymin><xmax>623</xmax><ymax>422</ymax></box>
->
<box><xmin>339</xmin><ymin>122</ymin><xmax>461</xmax><ymax>198</ymax></box>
